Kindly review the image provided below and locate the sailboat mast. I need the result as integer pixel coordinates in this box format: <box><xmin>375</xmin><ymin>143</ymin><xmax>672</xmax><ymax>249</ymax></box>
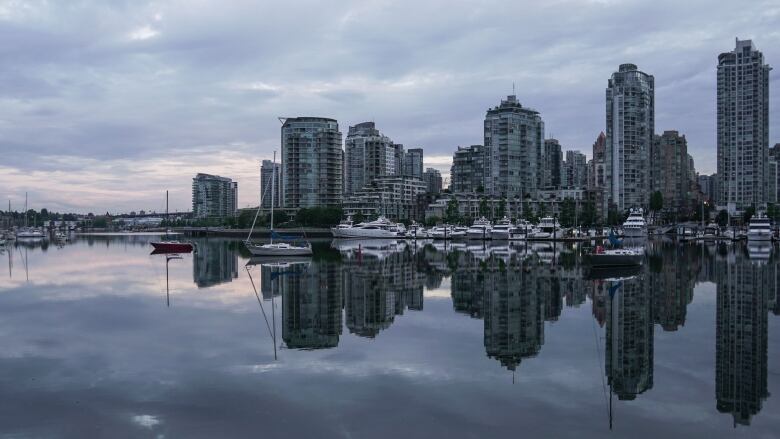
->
<box><xmin>24</xmin><ymin>192</ymin><xmax>28</xmax><ymax>228</ymax></box>
<box><xmin>270</xmin><ymin>151</ymin><xmax>276</xmax><ymax>244</ymax></box>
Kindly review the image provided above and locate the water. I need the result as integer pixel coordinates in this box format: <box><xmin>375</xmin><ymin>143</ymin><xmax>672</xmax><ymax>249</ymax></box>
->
<box><xmin>1</xmin><ymin>235</ymin><xmax>779</xmax><ymax>438</ymax></box>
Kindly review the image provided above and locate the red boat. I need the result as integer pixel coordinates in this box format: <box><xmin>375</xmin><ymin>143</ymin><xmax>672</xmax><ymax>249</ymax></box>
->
<box><xmin>150</xmin><ymin>241</ymin><xmax>193</xmax><ymax>253</ymax></box>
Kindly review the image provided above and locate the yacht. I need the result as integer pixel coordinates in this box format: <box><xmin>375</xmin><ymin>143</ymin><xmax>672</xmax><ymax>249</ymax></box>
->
<box><xmin>586</xmin><ymin>245</ymin><xmax>644</xmax><ymax>267</ymax></box>
<box><xmin>406</xmin><ymin>222</ymin><xmax>429</xmax><ymax>239</ymax></box>
<box><xmin>451</xmin><ymin>226</ymin><xmax>468</xmax><ymax>239</ymax></box>
<box><xmin>244</xmin><ymin>151</ymin><xmax>312</xmax><ymax>256</ymax></box>
<box><xmin>466</xmin><ymin>217</ymin><xmax>492</xmax><ymax>240</ymax></box>
<box><xmin>331</xmin><ymin>216</ymin><xmax>405</xmax><ymax>238</ymax></box>
<box><xmin>702</xmin><ymin>222</ymin><xmax>720</xmax><ymax>240</ymax></box>
<box><xmin>429</xmin><ymin>225</ymin><xmax>457</xmax><ymax>239</ymax></box>
<box><xmin>507</xmin><ymin>220</ymin><xmax>533</xmax><ymax>240</ymax></box>
<box><xmin>532</xmin><ymin>217</ymin><xmax>562</xmax><ymax>240</ymax></box>
<box><xmin>16</xmin><ymin>228</ymin><xmax>45</xmax><ymax>239</ymax></box>
<box><xmin>747</xmin><ymin>212</ymin><xmax>772</xmax><ymax>242</ymax></box>
<box><xmin>622</xmin><ymin>208</ymin><xmax>647</xmax><ymax>238</ymax></box>
<box><xmin>490</xmin><ymin>216</ymin><xmax>514</xmax><ymax>240</ymax></box>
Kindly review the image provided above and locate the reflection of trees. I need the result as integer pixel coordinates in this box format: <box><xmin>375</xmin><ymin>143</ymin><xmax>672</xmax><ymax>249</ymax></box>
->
<box><xmin>715</xmin><ymin>252</ymin><xmax>770</xmax><ymax>426</ymax></box>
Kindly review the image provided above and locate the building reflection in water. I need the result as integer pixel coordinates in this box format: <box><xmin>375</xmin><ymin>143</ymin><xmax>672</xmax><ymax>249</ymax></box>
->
<box><xmin>339</xmin><ymin>240</ymin><xmax>425</xmax><ymax>338</ymax></box>
<box><xmin>279</xmin><ymin>261</ymin><xmax>343</xmax><ymax>350</ymax></box>
<box><xmin>193</xmin><ymin>240</ymin><xmax>238</xmax><ymax>288</ymax></box>
<box><xmin>245</xmin><ymin>237</ymin><xmax>776</xmax><ymax>425</ymax></box>
<box><xmin>715</xmin><ymin>248</ymin><xmax>770</xmax><ymax>426</ymax></box>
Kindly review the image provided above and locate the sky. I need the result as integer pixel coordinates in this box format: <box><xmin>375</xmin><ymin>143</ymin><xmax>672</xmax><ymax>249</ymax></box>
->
<box><xmin>1</xmin><ymin>0</ymin><xmax>779</xmax><ymax>214</ymax></box>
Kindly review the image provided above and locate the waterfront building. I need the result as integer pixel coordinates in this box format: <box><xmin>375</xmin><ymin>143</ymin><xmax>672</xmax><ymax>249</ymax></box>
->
<box><xmin>543</xmin><ymin>139</ymin><xmax>563</xmax><ymax>189</ymax></box>
<box><xmin>651</xmin><ymin>131</ymin><xmax>692</xmax><ymax>216</ymax></box>
<box><xmin>344</xmin><ymin>122</ymin><xmax>398</xmax><ymax>195</ymax></box>
<box><xmin>715</xmin><ymin>252</ymin><xmax>770</xmax><ymax>426</ymax></box>
<box><xmin>589</xmin><ymin>132</ymin><xmax>608</xmax><ymax>220</ymax></box>
<box><xmin>260</xmin><ymin>160</ymin><xmax>281</xmax><ymax>209</ymax></box>
<box><xmin>606</xmin><ymin>64</ymin><xmax>655</xmax><ymax>213</ymax></box>
<box><xmin>423</xmin><ymin>168</ymin><xmax>443</xmax><ymax>194</ymax></box>
<box><xmin>450</xmin><ymin>145</ymin><xmax>489</xmax><ymax>194</ymax></box>
<box><xmin>425</xmin><ymin>190</ymin><xmax>586</xmax><ymax>223</ymax></box>
<box><xmin>562</xmin><ymin>150</ymin><xmax>588</xmax><ymax>189</ymax></box>
<box><xmin>403</xmin><ymin>148</ymin><xmax>424</xmax><ymax>179</ymax></box>
<box><xmin>281</xmin><ymin>117</ymin><xmax>343</xmax><ymax>208</ymax></box>
<box><xmin>342</xmin><ymin>175</ymin><xmax>427</xmax><ymax>221</ymax></box>
<box><xmin>484</xmin><ymin>95</ymin><xmax>545</xmax><ymax>199</ymax></box>
<box><xmin>192</xmin><ymin>173</ymin><xmax>238</xmax><ymax>219</ymax></box>
<box><xmin>717</xmin><ymin>39</ymin><xmax>772</xmax><ymax>212</ymax></box>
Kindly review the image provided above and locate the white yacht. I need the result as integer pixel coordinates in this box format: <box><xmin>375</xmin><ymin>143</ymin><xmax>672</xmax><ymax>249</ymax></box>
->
<box><xmin>622</xmin><ymin>208</ymin><xmax>647</xmax><ymax>238</ymax></box>
<box><xmin>531</xmin><ymin>217</ymin><xmax>562</xmax><ymax>239</ymax></box>
<box><xmin>507</xmin><ymin>220</ymin><xmax>533</xmax><ymax>240</ymax></box>
<box><xmin>429</xmin><ymin>225</ymin><xmax>458</xmax><ymax>239</ymax></box>
<box><xmin>490</xmin><ymin>216</ymin><xmax>514</xmax><ymax>240</ymax></box>
<box><xmin>702</xmin><ymin>222</ymin><xmax>720</xmax><ymax>240</ymax></box>
<box><xmin>747</xmin><ymin>212</ymin><xmax>772</xmax><ymax>242</ymax></box>
<box><xmin>451</xmin><ymin>226</ymin><xmax>468</xmax><ymax>239</ymax></box>
<box><xmin>406</xmin><ymin>222</ymin><xmax>429</xmax><ymax>239</ymax></box>
<box><xmin>16</xmin><ymin>228</ymin><xmax>45</xmax><ymax>239</ymax></box>
<box><xmin>466</xmin><ymin>217</ymin><xmax>492</xmax><ymax>240</ymax></box>
<box><xmin>331</xmin><ymin>216</ymin><xmax>406</xmax><ymax>238</ymax></box>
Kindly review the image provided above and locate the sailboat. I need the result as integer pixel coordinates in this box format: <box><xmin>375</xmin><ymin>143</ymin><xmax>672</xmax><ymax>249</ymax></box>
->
<box><xmin>16</xmin><ymin>193</ymin><xmax>45</xmax><ymax>239</ymax></box>
<box><xmin>244</xmin><ymin>152</ymin><xmax>312</xmax><ymax>257</ymax></box>
<box><xmin>151</xmin><ymin>190</ymin><xmax>194</xmax><ymax>253</ymax></box>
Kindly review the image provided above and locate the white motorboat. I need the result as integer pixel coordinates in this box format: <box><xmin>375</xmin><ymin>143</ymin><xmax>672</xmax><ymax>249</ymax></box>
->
<box><xmin>586</xmin><ymin>245</ymin><xmax>644</xmax><ymax>267</ymax></box>
<box><xmin>702</xmin><ymin>222</ymin><xmax>720</xmax><ymax>240</ymax></box>
<box><xmin>406</xmin><ymin>222</ymin><xmax>429</xmax><ymax>239</ymax></box>
<box><xmin>331</xmin><ymin>216</ymin><xmax>405</xmax><ymax>238</ymax></box>
<box><xmin>622</xmin><ymin>208</ymin><xmax>647</xmax><ymax>238</ymax></box>
<box><xmin>529</xmin><ymin>217</ymin><xmax>562</xmax><ymax>240</ymax></box>
<box><xmin>244</xmin><ymin>151</ymin><xmax>313</xmax><ymax>257</ymax></box>
<box><xmin>16</xmin><ymin>228</ymin><xmax>45</xmax><ymax>239</ymax></box>
<box><xmin>429</xmin><ymin>225</ymin><xmax>458</xmax><ymax>239</ymax></box>
<box><xmin>466</xmin><ymin>217</ymin><xmax>492</xmax><ymax>240</ymax></box>
<box><xmin>508</xmin><ymin>220</ymin><xmax>533</xmax><ymax>240</ymax></box>
<box><xmin>747</xmin><ymin>212</ymin><xmax>772</xmax><ymax>242</ymax></box>
<box><xmin>490</xmin><ymin>216</ymin><xmax>514</xmax><ymax>240</ymax></box>
<box><xmin>451</xmin><ymin>226</ymin><xmax>468</xmax><ymax>239</ymax></box>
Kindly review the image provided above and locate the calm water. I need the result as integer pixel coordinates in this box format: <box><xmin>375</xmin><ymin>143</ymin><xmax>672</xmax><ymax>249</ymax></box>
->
<box><xmin>1</xmin><ymin>235</ymin><xmax>779</xmax><ymax>438</ymax></box>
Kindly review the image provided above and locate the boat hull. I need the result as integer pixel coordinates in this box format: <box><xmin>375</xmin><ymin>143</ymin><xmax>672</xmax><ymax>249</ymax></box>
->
<box><xmin>151</xmin><ymin>242</ymin><xmax>193</xmax><ymax>253</ymax></box>
<box><xmin>623</xmin><ymin>228</ymin><xmax>647</xmax><ymax>238</ymax></box>
<box><xmin>585</xmin><ymin>253</ymin><xmax>644</xmax><ymax>267</ymax></box>
<box><xmin>246</xmin><ymin>243</ymin><xmax>312</xmax><ymax>256</ymax></box>
<box><xmin>747</xmin><ymin>231</ymin><xmax>772</xmax><ymax>242</ymax></box>
<box><xmin>331</xmin><ymin>228</ymin><xmax>400</xmax><ymax>239</ymax></box>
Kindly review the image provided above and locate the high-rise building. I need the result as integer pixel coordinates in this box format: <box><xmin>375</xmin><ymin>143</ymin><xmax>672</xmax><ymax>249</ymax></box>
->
<box><xmin>606</xmin><ymin>64</ymin><xmax>655</xmax><ymax>213</ymax></box>
<box><xmin>344</xmin><ymin>122</ymin><xmax>397</xmax><ymax>194</ymax></box>
<box><xmin>484</xmin><ymin>95</ymin><xmax>545</xmax><ymax>199</ymax></box>
<box><xmin>281</xmin><ymin>117</ymin><xmax>343</xmax><ymax>209</ymax></box>
<box><xmin>543</xmin><ymin>139</ymin><xmax>563</xmax><ymax>189</ymax></box>
<box><xmin>563</xmin><ymin>150</ymin><xmax>588</xmax><ymax>189</ymax></box>
<box><xmin>451</xmin><ymin>145</ymin><xmax>489</xmax><ymax>194</ymax></box>
<box><xmin>260</xmin><ymin>160</ymin><xmax>281</xmax><ymax>209</ymax></box>
<box><xmin>651</xmin><ymin>131</ymin><xmax>691</xmax><ymax>215</ymax></box>
<box><xmin>403</xmin><ymin>148</ymin><xmax>424</xmax><ymax>179</ymax></box>
<box><xmin>192</xmin><ymin>173</ymin><xmax>238</xmax><ymax>218</ymax></box>
<box><xmin>422</xmin><ymin>168</ymin><xmax>443</xmax><ymax>194</ymax></box>
<box><xmin>698</xmin><ymin>174</ymin><xmax>717</xmax><ymax>203</ymax></box>
<box><xmin>717</xmin><ymin>39</ymin><xmax>772</xmax><ymax>211</ymax></box>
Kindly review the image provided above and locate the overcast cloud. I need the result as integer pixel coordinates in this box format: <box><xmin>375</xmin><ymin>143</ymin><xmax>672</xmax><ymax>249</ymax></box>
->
<box><xmin>1</xmin><ymin>0</ymin><xmax>778</xmax><ymax>213</ymax></box>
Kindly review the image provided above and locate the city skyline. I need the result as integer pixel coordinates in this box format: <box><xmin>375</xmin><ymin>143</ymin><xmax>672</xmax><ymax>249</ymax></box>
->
<box><xmin>1</xmin><ymin>1</ymin><xmax>779</xmax><ymax>213</ymax></box>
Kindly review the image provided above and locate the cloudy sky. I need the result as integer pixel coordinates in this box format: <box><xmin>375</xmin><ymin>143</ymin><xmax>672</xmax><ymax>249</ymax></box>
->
<box><xmin>1</xmin><ymin>0</ymin><xmax>778</xmax><ymax>214</ymax></box>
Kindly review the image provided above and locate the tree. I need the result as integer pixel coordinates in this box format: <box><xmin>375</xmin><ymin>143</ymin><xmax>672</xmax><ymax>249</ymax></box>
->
<box><xmin>580</xmin><ymin>200</ymin><xmax>597</xmax><ymax>227</ymax></box>
<box><xmin>649</xmin><ymin>191</ymin><xmax>663</xmax><ymax>213</ymax></box>
<box><xmin>716</xmin><ymin>209</ymin><xmax>729</xmax><ymax>227</ymax></box>
<box><xmin>559</xmin><ymin>198</ymin><xmax>576</xmax><ymax>227</ymax></box>
<box><xmin>522</xmin><ymin>202</ymin><xmax>536</xmax><ymax>223</ymax></box>
<box><xmin>478</xmin><ymin>197</ymin><xmax>490</xmax><ymax>218</ymax></box>
<box><xmin>495</xmin><ymin>198</ymin><xmax>507</xmax><ymax>220</ymax></box>
<box><xmin>445</xmin><ymin>197</ymin><xmax>461</xmax><ymax>224</ymax></box>
<box><xmin>742</xmin><ymin>205</ymin><xmax>755</xmax><ymax>224</ymax></box>
<box><xmin>352</xmin><ymin>212</ymin><xmax>365</xmax><ymax>224</ymax></box>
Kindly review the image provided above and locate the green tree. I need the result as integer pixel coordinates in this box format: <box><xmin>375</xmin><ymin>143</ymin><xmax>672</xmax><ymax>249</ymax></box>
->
<box><xmin>580</xmin><ymin>201</ymin><xmax>597</xmax><ymax>227</ymax></box>
<box><xmin>352</xmin><ymin>212</ymin><xmax>365</xmax><ymax>224</ymax></box>
<box><xmin>522</xmin><ymin>202</ymin><xmax>536</xmax><ymax>223</ymax></box>
<box><xmin>478</xmin><ymin>197</ymin><xmax>490</xmax><ymax>218</ymax></box>
<box><xmin>559</xmin><ymin>198</ymin><xmax>576</xmax><ymax>227</ymax></box>
<box><xmin>445</xmin><ymin>198</ymin><xmax>461</xmax><ymax>224</ymax></box>
<box><xmin>649</xmin><ymin>191</ymin><xmax>664</xmax><ymax>213</ymax></box>
<box><xmin>716</xmin><ymin>209</ymin><xmax>729</xmax><ymax>227</ymax></box>
<box><xmin>495</xmin><ymin>197</ymin><xmax>507</xmax><ymax>220</ymax></box>
<box><xmin>742</xmin><ymin>205</ymin><xmax>756</xmax><ymax>224</ymax></box>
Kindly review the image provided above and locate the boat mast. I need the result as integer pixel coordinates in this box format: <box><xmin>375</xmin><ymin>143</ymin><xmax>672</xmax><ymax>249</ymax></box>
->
<box><xmin>270</xmin><ymin>151</ymin><xmax>276</xmax><ymax>244</ymax></box>
<box><xmin>24</xmin><ymin>192</ymin><xmax>28</xmax><ymax>228</ymax></box>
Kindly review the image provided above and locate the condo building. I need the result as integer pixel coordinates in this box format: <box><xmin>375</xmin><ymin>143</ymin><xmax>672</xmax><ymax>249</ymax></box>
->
<box><xmin>605</xmin><ymin>64</ymin><xmax>655</xmax><ymax>213</ymax></box>
<box><xmin>344</xmin><ymin>122</ymin><xmax>398</xmax><ymax>195</ymax></box>
<box><xmin>191</xmin><ymin>173</ymin><xmax>237</xmax><ymax>218</ymax></box>
<box><xmin>260</xmin><ymin>159</ymin><xmax>281</xmax><ymax>209</ymax></box>
<box><xmin>281</xmin><ymin>117</ymin><xmax>343</xmax><ymax>209</ymax></box>
<box><xmin>717</xmin><ymin>39</ymin><xmax>772</xmax><ymax>211</ymax></box>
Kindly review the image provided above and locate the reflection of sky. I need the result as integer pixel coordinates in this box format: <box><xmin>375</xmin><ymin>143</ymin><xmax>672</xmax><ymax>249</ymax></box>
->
<box><xmin>0</xmin><ymin>238</ymin><xmax>778</xmax><ymax>437</ymax></box>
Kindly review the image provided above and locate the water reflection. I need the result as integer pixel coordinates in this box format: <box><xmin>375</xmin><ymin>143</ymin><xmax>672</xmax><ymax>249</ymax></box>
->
<box><xmin>2</xmin><ymin>235</ymin><xmax>779</xmax><ymax>436</ymax></box>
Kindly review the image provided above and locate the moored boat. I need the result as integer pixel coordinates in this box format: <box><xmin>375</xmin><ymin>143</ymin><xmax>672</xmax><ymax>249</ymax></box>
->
<box><xmin>490</xmin><ymin>216</ymin><xmax>514</xmax><ymax>240</ymax></box>
<box><xmin>466</xmin><ymin>217</ymin><xmax>492</xmax><ymax>240</ymax></box>
<box><xmin>585</xmin><ymin>245</ymin><xmax>644</xmax><ymax>267</ymax></box>
<box><xmin>622</xmin><ymin>208</ymin><xmax>647</xmax><ymax>238</ymax></box>
<box><xmin>747</xmin><ymin>212</ymin><xmax>772</xmax><ymax>242</ymax></box>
